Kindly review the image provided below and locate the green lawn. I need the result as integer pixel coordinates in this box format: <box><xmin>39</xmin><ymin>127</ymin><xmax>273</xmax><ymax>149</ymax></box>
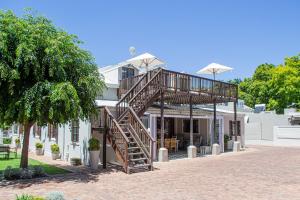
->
<box><xmin>0</xmin><ymin>153</ymin><xmax>70</xmax><ymax>175</ymax></box>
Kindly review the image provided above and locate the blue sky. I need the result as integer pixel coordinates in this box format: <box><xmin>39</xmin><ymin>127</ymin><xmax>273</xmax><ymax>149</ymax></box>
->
<box><xmin>1</xmin><ymin>0</ymin><xmax>300</xmax><ymax>80</ymax></box>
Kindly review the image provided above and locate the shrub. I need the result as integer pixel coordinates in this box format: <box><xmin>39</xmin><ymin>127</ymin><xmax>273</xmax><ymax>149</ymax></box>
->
<box><xmin>31</xmin><ymin>166</ymin><xmax>45</xmax><ymax>177</ymax></box>
<box><xmin>88</xmin><ymin>138</ymin><xmax>100</xmax><ymax>151</ymax></box>
<box><xmin>46</xmin><ymin>192</ymin><xmax>65</xmax><ymax>200</ymax></box>
<box><xmin>50</xmin><ymin>144</ymin><xmax>59</xmax><ymax>153</ymax></box>
<box><xmin>16</xmin><ymin>194</ymin><xmax>34</xmax><ymax>200</ymax></box>
<box><xmin>224</xmin><ymin>135</ymin><xmax>230</xmax><ymax>144</ymax></box>
<box><xmin>15</xmin><ymin>138</ymin><xmax>20</xmax><ymax>144</ymax></box>
<box><xmin>4</xmin><ymin>166</ymin><xmax>21</xmax><ymax>180</ymax></box>
<box><xmin>35</xmin><ymin>142</ymin><xmax>43</xmax><ymax>149</ymax></box>
<box><xmin>20</xmin><ymin>168</ymin><xmax>33</xmax><ymax>179</ymax></box>
<box><xmin>3</xmin><ymin>137</ymin><xmax>12</xmax><ymax>144</ymax></box>
<box><xmin>15</xmin><ymin>195</ymin><xmax>45</xmax><ymax>200</ymax></box>
<box><xmin>4</xmin><ymin>166</ymin><xmax>45</xmax><ymax>180</ymax></box>
<box><xmin>70</xmin><ymin>157</ymin><xmax>81</xmax><ymax>166</ymax></box>
<box><xmin>33</xmin><ymin>197</ymin><xmax>45</xmax><ymax>200</ymax></box>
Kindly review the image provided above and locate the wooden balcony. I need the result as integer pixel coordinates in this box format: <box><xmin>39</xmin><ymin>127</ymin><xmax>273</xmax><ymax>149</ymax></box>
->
<box><xmin>119</xmin><ymin>68</ymin><xmax>238</xmax><ymax>105</ymax></box>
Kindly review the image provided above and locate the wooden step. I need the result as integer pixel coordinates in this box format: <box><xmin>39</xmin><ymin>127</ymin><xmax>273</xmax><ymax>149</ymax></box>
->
<box><xmin>128</xmin><ymin>152</ymin><xmax>144</xmax><ymax>156</ymax></box>
<box><xmin>130</xmin><ymin>157</ymin><xmax>147</xmax><ymax>162</ymax></box>
<box><xmin>131</xmin><ymin>163</ymin><xmax>151</xmax><ymax>168</ymax></box>
<box><xmin>128</xmin><ymin>163</ymin><xmax>151</xmax><ymax>171</ymax></box>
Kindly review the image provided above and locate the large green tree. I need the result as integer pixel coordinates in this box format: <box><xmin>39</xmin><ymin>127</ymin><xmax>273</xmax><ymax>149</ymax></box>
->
<box><xmin>238</xmin><ymin>57</ymin><xmax>300</xmax><ymax>113</ymax></box>
<box><xmin>0</xmin><ymin>10</ymin><xmax>105</xmax><ymax>168</ymax></box>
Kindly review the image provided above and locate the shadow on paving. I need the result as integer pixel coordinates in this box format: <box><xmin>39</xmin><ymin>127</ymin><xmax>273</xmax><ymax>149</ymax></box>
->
<box><xmin>0</xmin><ymin>163</ymin><xmax>124</xmax><ymax>188</ymax></box>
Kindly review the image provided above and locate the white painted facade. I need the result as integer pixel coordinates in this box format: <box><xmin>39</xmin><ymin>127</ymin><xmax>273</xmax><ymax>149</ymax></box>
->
<box><xmin>1</xmin><ymin>56</ymin><xmax>248</xmax><ymax>165</ymax></box>
<box><xmin>245</xmin><ymin>109</ymin><xmax>300</xmax><ymax>147</ymax></box>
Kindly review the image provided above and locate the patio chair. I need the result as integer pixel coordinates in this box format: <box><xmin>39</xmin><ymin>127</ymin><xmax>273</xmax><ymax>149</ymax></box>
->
<box><xmin>0</xmin><ymin>145</ymin><xmax>10</xmax><ymax>159</ymax></box>
<box><xmin>164</xmin><ymin>138</ymin><xmax>171</xmax><ymax>150</ymax></box>
<box><xmin>170</xmin><ymin>138</ymin><xmax>177</xmax><ymax>152</ymax></box>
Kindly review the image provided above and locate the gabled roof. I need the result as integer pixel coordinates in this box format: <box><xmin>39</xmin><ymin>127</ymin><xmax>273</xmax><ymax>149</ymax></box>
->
<box><xmin>98</xmin><ymin>61</ymin><xmax>136</xmax><ymax>74</ymax></box>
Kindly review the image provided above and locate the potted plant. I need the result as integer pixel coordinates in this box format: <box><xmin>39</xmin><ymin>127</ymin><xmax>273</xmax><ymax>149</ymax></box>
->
<box><xmin>224</xmin><ymin>135</ymin><xmax>230</xmax><ymax>151</ymax></box>
<box><xmin>35</xmin><ymin>142</ymin><xmax>43</xmax><ymax>155</ymax></box>
<box><xmin>15</xmin><ymin>138</ymin><xmax>20</xmax><ymax>148</ymax></box>
<box><xmin>70</xmin><ymin>157</ymin><xmax>81</xmax><ymax>166</ymax></box>
<box><xmin>51</xmin><ymin>144</ymin><xmax>60</xmax><ymax>160</ymax></box>
<box><xmin>88</xmin><ymin>137</ymin><xmax>100</xmax><ymax>170</ymax></box>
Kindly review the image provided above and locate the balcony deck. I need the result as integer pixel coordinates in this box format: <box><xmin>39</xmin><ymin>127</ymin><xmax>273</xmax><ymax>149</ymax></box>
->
<box><xmin>119</xmin><ymin>69</ymin><xmax>238</xmax><ymax>105</ymax></box>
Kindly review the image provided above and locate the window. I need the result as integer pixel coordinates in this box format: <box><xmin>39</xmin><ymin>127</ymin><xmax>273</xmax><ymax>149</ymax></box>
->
<box><xmin>229</xmin><ymin>120</ymin><xmax>241</xmax><ymax>137</ymax></box>
<box><xmin>122</xmin><ymin>67</ymin><xmax>135</xmax><ymax>79</ymax></box>
<box><xmin>141</xmin><ymin>116</ymin><xmax>149</xmax><ymax>129</ymax></box>
<box><xmin>48</xmin><ymin>124</ymin><xmax>58</xmax><ymax>139</ymax></box>
<box><xmin>71</xmin><ymin>120</ymin><xmax>80</xmax><ymax>143</ymax></box>
<box><xmin>183</xmin><ymin>119</ymin><xmax>198</xmax><ymax>133</ymax></box>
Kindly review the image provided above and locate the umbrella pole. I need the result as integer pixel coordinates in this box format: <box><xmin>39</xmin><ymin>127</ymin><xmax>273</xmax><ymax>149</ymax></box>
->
<box><xmin>146</xmin><ymin>62</ymin><xmax>150</xmax><ymax>82</ymax></box>
<box><xmin>213</xmin><ymin>71</ymin><xmax>217</xmax><ymax>144</ymax></box>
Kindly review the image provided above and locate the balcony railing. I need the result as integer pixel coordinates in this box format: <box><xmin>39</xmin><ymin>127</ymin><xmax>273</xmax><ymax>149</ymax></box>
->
<box><xmin>119</xmin><ymin>68</ymin><xmax>238</xmax><ymax>100</ymax></box>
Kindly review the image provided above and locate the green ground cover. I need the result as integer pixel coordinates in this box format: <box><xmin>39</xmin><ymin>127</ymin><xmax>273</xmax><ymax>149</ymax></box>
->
<box><xmin>0</xmin><ymin>153</ymin><xmax>70</xmax><ymax>175</ymax></box>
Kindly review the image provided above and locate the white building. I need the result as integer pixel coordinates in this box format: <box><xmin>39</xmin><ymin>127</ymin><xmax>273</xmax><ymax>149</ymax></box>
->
<box><xmin>1</xmin><ymin>53</ymin><xmax>247</xmax><ymax>171</ymax></box>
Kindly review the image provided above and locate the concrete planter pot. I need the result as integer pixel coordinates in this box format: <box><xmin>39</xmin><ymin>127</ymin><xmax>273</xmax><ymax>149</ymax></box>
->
<box><xmin>89</xmin><ymin>150</ymin><xmax>100</xmax><ymax>170</ymax></box>
<box><xmin>227</xmin><ymin>140</ymin><xmax>234</xmax><ymax>150</ymax></box>
<box><xmin>51</xmin><ymin>152</ymin><xmax>60</xmax><ymax>160</ymax></box>
<box><xmin>35</xmin><ymin>148</ymin><xmax>43</xmax><ymax>156</ymax></box>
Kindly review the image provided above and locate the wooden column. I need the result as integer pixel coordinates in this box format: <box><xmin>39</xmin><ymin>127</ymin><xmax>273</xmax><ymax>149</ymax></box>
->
<box><xmin>102</xmin><ymin>109</ymin><xmax>107</xmax><ymax>169</ymax></box>
<box><xmin>189</xmin><ymin>95</ymin><xmax>193</xmax><ymax>145</ymax></box>
<box><xmin>160</xmin><ymin>90</ymin><xmax>165</xmax><ymax>148</ymax></box>
<box><xmin>234</xmin><ymin>85</ymin><xmax>238</xmax><ymax>142</ymax></box>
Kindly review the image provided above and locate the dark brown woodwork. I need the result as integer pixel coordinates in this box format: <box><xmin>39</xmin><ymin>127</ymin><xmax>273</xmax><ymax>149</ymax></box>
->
<box><xmin>160</xmin><ymin>90</ymin><xmax>165</xmax><ymax>148</ymax></box>
<box><xmin>103</xmin><ymin>67</ymin><xmax>238</xmax><ymax>173</ymax></box>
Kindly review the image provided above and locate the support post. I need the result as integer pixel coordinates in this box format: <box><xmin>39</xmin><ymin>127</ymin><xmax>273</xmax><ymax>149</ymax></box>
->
<box><xmin>233</xmin><ymin>85</ymin><xmax>240</xmax><ymax>152</ymax></box>
<box><xmin>160</xmin><ymin>91</ymin><xmax>164</xmax><ymax>148</ymax></box>
<box><xmin>213</xmin><ymin>100</ymin><xmax>217</xmax><ymax>144</ymax></box>
<box><xmin>102</xmin><ymin>109</ymin><xmax>107</xmax><ymax>169</ymax></box>
<box><xmin>158</xmin><ymin>90</ymin><xmax>168</xmax><ymax>162</ymax></box>
<box><xmin>188</xmin><ymin>95</ymin><xmax>197</xmax><ymax>158</ymax></box>
<box><xmin>234</xmin><ymin>100</ymin><xmax>237</xmax><ymax>142</ymax></box>
<box><xmin>189</xmin><ymin>96</ymin><xmax>193</xmax><ymax>145</ymax></box>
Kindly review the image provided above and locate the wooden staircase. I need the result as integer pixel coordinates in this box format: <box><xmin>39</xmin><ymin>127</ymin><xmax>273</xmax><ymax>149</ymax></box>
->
<box><xmin>102</xmin><ymin>67</ymin><xmax>238</xmax><ymax>173</ymax></box>
<box><xmin>103</xmin><ymin>69</ymin><xmax>162</xmax><ymax>173</ymax></box>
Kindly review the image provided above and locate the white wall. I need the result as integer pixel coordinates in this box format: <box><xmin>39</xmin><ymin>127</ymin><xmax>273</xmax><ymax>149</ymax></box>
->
<box><xmin>99</xmin><ymin>88</ymin><xmax>118</xmax><ymax>101</ymax></box>
<box><xmin>29</xmin><ymin>126</ymin><xmax>55</xmax><ymax>157</ymax></box>
<box><xmin>273</xmin><ymin>126</ymin><xmax>300</xmax><ymax>146</ymax></box>
<box><xmin>245</xmin><ymin>113</ymin><xmax>289</xmax><ymax>141</ymax></box>
<box><xmin>28</xmin><ymin>120</ymin><xmax>92</xmax><ymax>166</ymax></box>
<box><xmin>61</xmin><ymin>120</ymin><xmax>91</xmax><ymax>166</ymax></box>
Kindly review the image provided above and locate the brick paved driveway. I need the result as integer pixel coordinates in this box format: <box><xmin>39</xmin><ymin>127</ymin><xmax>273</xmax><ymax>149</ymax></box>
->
<box><xmin>1</xmin><ymin>146</ymin><xmax>300</xmax><ymax>200</ymax></box>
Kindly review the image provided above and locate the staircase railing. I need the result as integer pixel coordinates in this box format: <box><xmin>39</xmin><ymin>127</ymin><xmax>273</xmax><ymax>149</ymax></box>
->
<box><xmin>103</xmin><ymin>107</ymin><xmax>129</xmax><ymax>172</ymax></box>
<box><xmin>123</xmin><ymin>107</ymin><xmax>154</xmax><ymax>165</ymax></box>
<box><xmin>116</xmin><ymin>73</ymin><xmax>148</xmax><ymax>120</ymax></box>
<box><xmin>116</xmin><ymin>68</ymin><xmax>162</xmax><ymax>119</ymax></box>
<box><xmin>128</xmin><ymin>69</ymin><xmax>162</xmax><ymax>116</ymax></box>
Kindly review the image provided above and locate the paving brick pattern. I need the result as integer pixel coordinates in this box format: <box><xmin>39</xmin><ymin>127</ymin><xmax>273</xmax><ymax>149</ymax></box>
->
<box><xmin>1</xmin><ymin>146</ymin><xmax>300</xmax><ymax>200</ymax></box>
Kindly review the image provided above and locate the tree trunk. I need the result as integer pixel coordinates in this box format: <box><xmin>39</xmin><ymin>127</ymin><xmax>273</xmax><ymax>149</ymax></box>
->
<box><xmin>20</xmin><ymin>122</ymin><xmax>33</xmax><ymax>168</ymax></box>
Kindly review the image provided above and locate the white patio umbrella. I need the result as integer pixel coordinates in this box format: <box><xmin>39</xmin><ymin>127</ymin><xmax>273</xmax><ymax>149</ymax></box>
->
<box><xmin>196</xmin><ymin>63</ymin><xmax>233</xmax><ymax>80</ymax></box>
<box><xmin>126</xmin><ymin>52</ymin><xmax>164</xmax><ymax>73</ymax></box>
<box><xmin>196</xmin><ymin>63</ymin><xmax>233</xmax><ymax>146</ymax></box>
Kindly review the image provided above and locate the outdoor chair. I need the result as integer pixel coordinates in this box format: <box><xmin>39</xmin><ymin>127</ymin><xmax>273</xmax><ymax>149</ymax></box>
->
<box><xmin>0</xmin><ymin>145</ymin><xmax>10</xmax><ymax>159</ymax></box>
<box><xmin>164</xmin><ymin>138</ymin><xmax>171</xmax><ymax>150</ymax></box>
<box><xmin>170</xmin><ymin>138</ymin><xmax>177</xmax><ymax>152</ymax></box>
